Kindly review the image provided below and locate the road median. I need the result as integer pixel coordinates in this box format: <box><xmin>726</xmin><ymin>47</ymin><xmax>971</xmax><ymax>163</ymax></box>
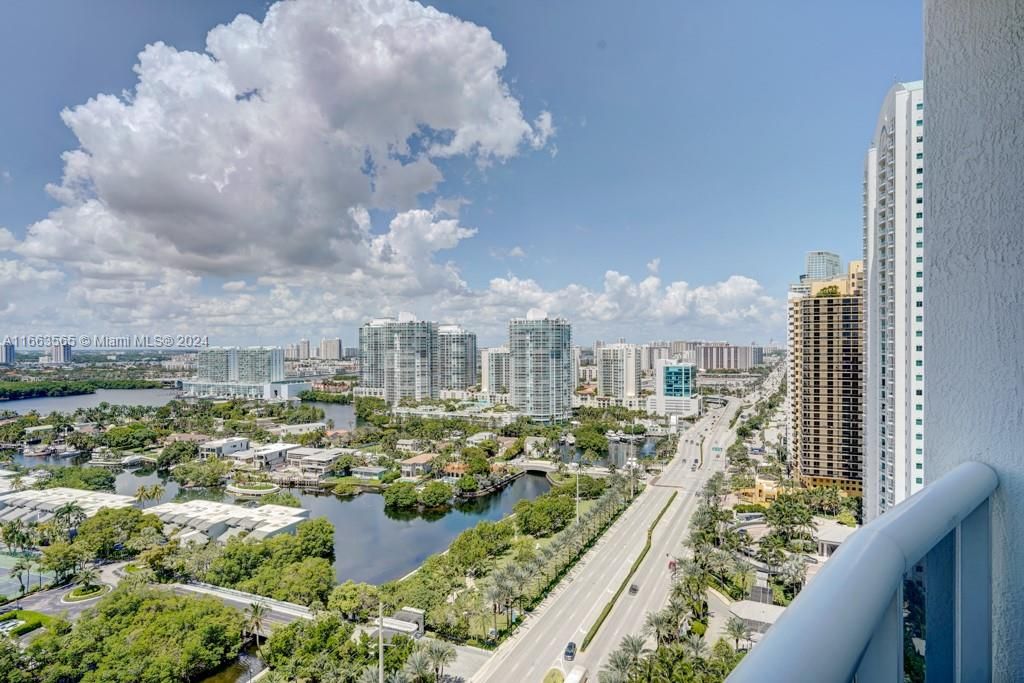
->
<box><xmin>579</xmin><ymin>490</ymin><xmax>678</xmax><ymax>652</ymax></box>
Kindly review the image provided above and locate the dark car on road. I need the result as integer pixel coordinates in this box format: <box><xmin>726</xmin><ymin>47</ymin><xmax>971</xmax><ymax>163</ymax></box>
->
<box><xmin>629</xmin><ymin>583</ymin><xmax>639</xmax><ymax>595</ymax></box>
<box><xmin>564</xmin><ymin>641</ymin><xmax>577</xmax><ymax>661</ymax></box>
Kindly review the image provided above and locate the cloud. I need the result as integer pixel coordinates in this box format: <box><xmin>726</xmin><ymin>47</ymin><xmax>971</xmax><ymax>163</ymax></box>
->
<box><xmin>646</xmin><ymin>258</ymin><xmax>660</xmax><ymax>274</ymax></box>
<box><xmin>490</xmin><ymin>245</ymin><xmax>527</xmax><ymax>260</ymax></box>
<box><xmin>19</xmin><ymin>0</ymin><xmax>552</xmax><ymax>283</ymax></box>
<box><xmin>431</xmin><ymin>269</ymin><xmax>783</xmax><ymax>344</ymax></box>
<box><xmin>0</xmin><ymin>228</ymin><xmax>17</xmax><ymax>251</ymax></box>
<box><xmin>4</xmin><ymin>0</ymin><xmax>782</xmax><ymax>345</ymax></box>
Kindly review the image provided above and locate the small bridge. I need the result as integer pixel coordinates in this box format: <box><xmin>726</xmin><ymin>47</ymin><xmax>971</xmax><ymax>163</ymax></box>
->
<box><xmin>509</xmin><ymin>459</ymin><xmax>612</xmax><ymax>478</ymax></box>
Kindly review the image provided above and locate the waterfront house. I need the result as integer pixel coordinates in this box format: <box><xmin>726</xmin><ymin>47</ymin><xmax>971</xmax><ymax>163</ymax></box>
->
<box><xmin>227</xmin><ymin>443</ymin><xmax>297</xmax><ymax>470</ymax></box>
<box><xmin>199</xmin><ymin>437</ymin><xmax>250</xmax><ymax>460</ymax></box>
<box><xmin>286</xmin><ymin>447</ymin><xmax>345</xmax><ymax>478</ymax></box>
<box><xmin>351</xmin><ymin>466</ymin><xmax>388</xmax><ymax>480</ymax></box>
<box><xmin>400</xmin><ymin>453</ymin><xmax>438</xmax><ymax>478</ymax></box>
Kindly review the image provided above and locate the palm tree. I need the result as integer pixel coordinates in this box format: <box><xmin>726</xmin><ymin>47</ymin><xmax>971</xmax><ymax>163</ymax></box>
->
<box><xmin>643</xmin><ymin>610</ymin><xmax>673</xmax><ymax>650</ymax></box>
<box><xmin>54</xmin><ymin>502</ymin><xmax>86</xmax><ymax>536</ymax></box>
<box><xmin>77</xmin><ymin>567</ymin><xmax>100</xmax><ymax>591</ymax></box>
<box><xmin>404</xmin><ymin>649</ymin><xmax>432</xmax><ymax>683</ymax></box>
<box><xmin>682</xmin><ymin>632</ymin><xmax>708</xmax><ymax>660</ymax></box>
<box><xmin>356</xmin><ymin>667</ymin><xmax>380</xmax><ymax>683</ymax></box>
<box><xmin>618</xmin><ymin>633</ymin><xmax>650</xmax><ymax>673</ymax></box>
<box><xmin>386</xmin><ymin>672</ymin><xmax>410</xmax><ymax>683</ymax></box>
<box><xmin>483</xmin><ymin>583</ymin><xmax>502</xmax><ymax>636</ymax></box>
<box><xmin>1</xmin><ymin>520</ymin><xmax>27</xmax><ymax>553</ymax></box>
<box><xmin>780</xmin><ymin>555</ymin><xmax>807</xmax><ymax>591</ymax></box>
<box><xmin>245</xmin><ymin>601</ymin><xmax>268</xmax><ymax>659</ymax></box>
<box><xmin>136</xmin><ymin>485</ymin><xmax>152</xmax><ymax>508</ymax></box>
<box><xmin>664</xmin><ymin>595</ymin><xmax>689</xmax><ymax>638</ymax></box>
<box><xmin>725</xmin><ymin>615</ymin><xmax>753</xmax><ymax>651</ymax></box>
<box><xmin>11</xmin><ymin>556</ymin><xmax>30</xmax><ymax>597</ymax></box>
<box><xmin>150</xmin><ymin>484</ymin><xmax>165</xmax><ymax>505</ymax></box>
<box><xmin>425</xmin><ymin>640</ymin><xmax>456</xmax><ymax>680</ymax></box>
<box><xmin>602</xmin><ymin>650</ymin><xmax>634</xmax><ymax>682</ymax></box>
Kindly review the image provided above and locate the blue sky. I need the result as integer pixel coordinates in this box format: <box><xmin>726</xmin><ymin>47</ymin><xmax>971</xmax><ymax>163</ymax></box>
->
<box><xmin>0</xmin><ymin>1</ymin><xmax>921</xmax><ymax>346</ymax></box>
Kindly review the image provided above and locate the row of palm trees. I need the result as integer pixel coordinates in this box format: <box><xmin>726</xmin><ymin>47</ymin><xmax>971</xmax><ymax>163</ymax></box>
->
<box><xmin>479</xmin><ymin>481</ymin><xmax>632</xmax><ymax>639</ymax></box>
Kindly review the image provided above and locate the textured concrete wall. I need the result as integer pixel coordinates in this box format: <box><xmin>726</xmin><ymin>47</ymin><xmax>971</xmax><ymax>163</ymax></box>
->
<box><xmin>924</xmin><ymin>0</ymin><xmax>1024</xmax><ymax>677</ymax></box>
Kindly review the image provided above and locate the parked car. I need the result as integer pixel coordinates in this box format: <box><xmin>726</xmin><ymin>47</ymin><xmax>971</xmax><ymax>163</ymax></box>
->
<box><xmin>628</xmin><ymin>584</ymin><xmax>639</xmax><ymax>595</ymax></box>
<box><xmin>564</xmin><ymin>641</ymin><xmax>577</xmax><ymax>661</ymax></box>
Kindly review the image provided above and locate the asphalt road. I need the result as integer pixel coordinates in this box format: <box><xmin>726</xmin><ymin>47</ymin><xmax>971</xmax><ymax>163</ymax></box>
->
<box><xmin>580</xmin><ymin>399</ymin><xmax>741</xmax><ymax>673</ymax></box>
<box><xmin>472</xmin><ymin>399</ymin><xmax>741</xmax><ymax>683</ymax></box>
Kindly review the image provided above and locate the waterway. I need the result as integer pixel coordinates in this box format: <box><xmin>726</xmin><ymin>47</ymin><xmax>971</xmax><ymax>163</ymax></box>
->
<box><xmin>6</xmin><ymin>391</ymin><xmax>547</xmax><ymax>581</ymax></box>
<box><xmin>559</xmin><ymin>436</ymin><xmax>659</xmax><ymax>468</ymax></box>
<box><xmin>0</xmin><ymin>388</ymin><xmax>355</xmax><ymax>429</ymax></box>
<box><xmin>2</xmin><ymin>388</ymin><xmax>180</xmax><ymax>415</ymax></box>
<box><xmin>13</xmin><ymin>453</ymin><xmax>549</xmax><ymax>585</ymax></box>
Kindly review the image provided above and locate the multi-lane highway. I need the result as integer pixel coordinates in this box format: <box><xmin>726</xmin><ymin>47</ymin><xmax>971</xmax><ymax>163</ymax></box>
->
<box><xmin>472</xmin><ymin>398</ymin><xmax>742</xmax><ymax>683</ymax></box>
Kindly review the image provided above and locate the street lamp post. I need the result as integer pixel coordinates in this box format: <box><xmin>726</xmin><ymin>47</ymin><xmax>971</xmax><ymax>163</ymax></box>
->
<box><xmin>575</xmin><ymin>460</ymin><xmax>581</xmax><ymax>523</ymax></box>
<box><xmin>378</xmin><ymin>601</ymin><xmax>384</xmax><ymax>683</ymax></box>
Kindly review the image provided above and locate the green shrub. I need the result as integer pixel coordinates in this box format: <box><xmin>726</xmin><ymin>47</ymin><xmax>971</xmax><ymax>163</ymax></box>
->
<box><xmin>690</xmin><ymin>621</ymin><xmax>707</xmax><ymax>636</ymax></box>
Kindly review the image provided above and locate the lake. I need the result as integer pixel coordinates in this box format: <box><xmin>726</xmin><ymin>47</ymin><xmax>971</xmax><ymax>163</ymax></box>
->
<box><xmin>14</xmin><ymin>453</ymin><xmax>550</xmax><ymax>585</ymax></box>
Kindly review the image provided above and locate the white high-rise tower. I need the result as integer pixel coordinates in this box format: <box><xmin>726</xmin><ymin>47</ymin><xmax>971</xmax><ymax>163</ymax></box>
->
<box><xmin>863</xmin><ymin>80</ymin><xmax>926</xmax><ymax>521</ymax></box>
<box><xmin>508</xmin><ymin>311</ymin><xmax>572</xmax><ymax>423</ymax></box>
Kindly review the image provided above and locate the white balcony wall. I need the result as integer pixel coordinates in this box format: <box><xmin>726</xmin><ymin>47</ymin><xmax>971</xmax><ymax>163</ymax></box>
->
<box><xmin>925</xmin><ymin>0</ymin><xmax>1024</xmax><ymax>678</ymax></box>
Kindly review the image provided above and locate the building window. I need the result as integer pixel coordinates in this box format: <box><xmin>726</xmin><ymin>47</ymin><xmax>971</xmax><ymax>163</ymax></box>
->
<box><xmin>916</xmin><ymin>404</ymin><xmax>923</xmax><ymax>410</ymax></box>
<box><xmin>916</xmin><ymin>418</ymin><xmax>923</xmax><ymax>425</ymax></box>
<box><xmin>916</xmin><ymin>212</ymin><xmax>924</xmax><ymax>219</ymax></box>
<box><xmin>916</xmin><ymin>182</ymin><xmax>923</xmax><ymax>188</ymax></box>
<box><xmin>916</xmin><ymin>462</ymin><xmax>923</xmax><ymax>469</ymax></box>
<box><xmin>917</xmin><ymin>271</ymin><xmax>923</xmax><ymax>278</ymax></box>
<box><xmin>916</xmin><ymin>103</ymin><xmax>924</xmax><ymax>110</ymax></box>
<box><xmin>916</xmin><ymin>136</ymin><xmax>924</xmax><ymax>143</ymax></box>
<box><xmin>916</xmin><ymin>330</ymin><xmax>923</xmax><ymax>337</ymax></box>
<box><xmin>916</xmin><ymin>448</ymin><xmax>923</xmax><ymax>455</ymax></box>
<box><xmin>916</xmin><ymin>241</ymin><xmax>924</xmax><ymax>249</ymax></box>
<box><xmin>916</xmin><ymin>477</ymin><xmax>923</xmax><ymax>484</ymax></box>
<box><xmin>916</xmin><ymin>152</ymin><xmax>924</xmax><ymax>158</ymax></box>
<box><xmin>916</xmin><ymin>197</ymin><xmax>924</xmax><ymax>204</ymax></box>
<box><xmin>916</xmin><ymin>168</ymin><xmax>923</xmax><ymax>174</ymax></box>
<box><xmin>916</xmin><ymin>256</ymin><xmax>924</xmax><ymax>263</ymax></box>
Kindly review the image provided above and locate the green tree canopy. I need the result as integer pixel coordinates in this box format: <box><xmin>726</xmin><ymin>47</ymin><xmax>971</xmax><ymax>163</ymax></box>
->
<box><xmin>383</xmin><ymin>482</ymin><xmax>419</xmax><ymax>509</ymax></box>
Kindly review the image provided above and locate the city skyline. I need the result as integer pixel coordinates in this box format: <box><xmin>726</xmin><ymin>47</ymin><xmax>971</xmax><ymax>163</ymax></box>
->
<box><xmin>0</xmin><ymin>0</ymin><xmax>921</xmax><ymax>347</ymax></box>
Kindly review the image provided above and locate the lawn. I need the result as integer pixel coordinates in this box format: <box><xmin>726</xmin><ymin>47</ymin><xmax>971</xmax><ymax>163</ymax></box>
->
<box><xmin>0</xmin><ymin>609</ymin><xmax>54</xmax><ymax>636</ymax></box>
<box><xmin>324</xmin><ymin>475</ymin><xmax>385</xmax><ymax>489</ymax></box>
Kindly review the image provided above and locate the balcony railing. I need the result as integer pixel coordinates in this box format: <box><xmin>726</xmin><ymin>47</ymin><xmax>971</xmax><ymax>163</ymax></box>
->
<box><xmin>727</xmin><ymin>461</ymin><xmax>998</xmax><ymax>683</ymax></box>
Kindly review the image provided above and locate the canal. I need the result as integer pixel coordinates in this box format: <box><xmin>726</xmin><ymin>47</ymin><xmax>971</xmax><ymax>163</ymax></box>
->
<box><xmin>7</xmin><ymin>391</ymin><xmax>549</xmax><ymax>585</ymax></box>
<box><xmin>13</xmin><ymin>454</ymin><xmax>550</xmax><ymax>584</ymax></box>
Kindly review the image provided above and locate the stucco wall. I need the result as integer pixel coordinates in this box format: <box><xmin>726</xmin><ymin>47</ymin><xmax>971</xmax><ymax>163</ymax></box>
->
<box><xmin>924</xmin><ymin>0</ymin><xmax>1024</xmax><ymax>677</ymax></box>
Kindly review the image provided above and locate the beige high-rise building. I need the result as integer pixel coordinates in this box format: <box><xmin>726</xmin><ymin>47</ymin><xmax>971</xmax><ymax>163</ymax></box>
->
<box><xmin>787</xmin><ymin>260</ymin><xmax>865</xmax><ymax>495</ymax></box>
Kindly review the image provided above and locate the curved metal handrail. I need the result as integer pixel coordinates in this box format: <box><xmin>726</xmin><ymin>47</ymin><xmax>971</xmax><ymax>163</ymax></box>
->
<box><xmin>727</xmin><ymin>461</ymin><xmax>998</xmax><ymax>683</ymax></box>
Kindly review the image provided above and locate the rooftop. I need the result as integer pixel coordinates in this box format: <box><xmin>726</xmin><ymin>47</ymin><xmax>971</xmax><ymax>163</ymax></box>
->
<box><xmin>401</xmin><ymin>453</ymin><xmax>439</xmax><ymax>465</ymax></box>
<box><xmin>0</xmin><ymin>487</ymin><xmax>137</xmax><ymax>524</ymax></box>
